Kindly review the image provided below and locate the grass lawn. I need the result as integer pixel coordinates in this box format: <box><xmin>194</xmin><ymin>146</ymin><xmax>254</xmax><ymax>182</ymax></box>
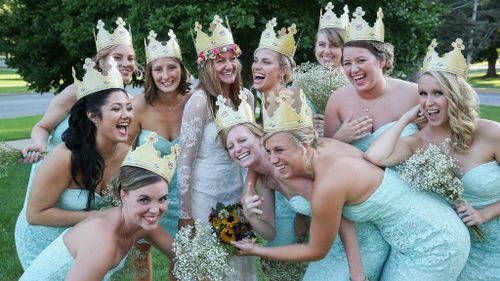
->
<box><xmin>469</xmin><ymin>72</ymin><xmax>500</xmax><ymax>89</ymax></box>
<box><xmin>479</xmin><ymin>105</ymin><xmax>500</xmax><ymax>122</ymax></box>
<box><xmin>0</xmin><ymin>69</ymin><xmax>29</xmax><ymax>94</ymax></box>
<box><xmin>0</xmin><ymin>115</ymin><xmax>42</xmax><ymax>141</ymax></box>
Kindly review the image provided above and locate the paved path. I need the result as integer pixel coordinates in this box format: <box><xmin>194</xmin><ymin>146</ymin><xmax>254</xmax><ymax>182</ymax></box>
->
<box><xmin>0</xmin><ymin>87</ymin><xmax>143</xmax><ymax>118</ymax></box>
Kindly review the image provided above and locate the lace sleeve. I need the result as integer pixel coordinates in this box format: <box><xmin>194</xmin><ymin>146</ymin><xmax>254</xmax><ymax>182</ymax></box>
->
<box><xmin>177</xmin><ymin>91</ymin><xmax>208</xmax><ymax>219</ymax></box>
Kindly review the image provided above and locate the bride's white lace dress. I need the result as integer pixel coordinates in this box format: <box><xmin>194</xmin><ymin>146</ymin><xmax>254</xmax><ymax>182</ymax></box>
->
<box><xmin>177</xmin><ymin>89</ymin><xmax>256</xmax><ymax>281</ymax></box>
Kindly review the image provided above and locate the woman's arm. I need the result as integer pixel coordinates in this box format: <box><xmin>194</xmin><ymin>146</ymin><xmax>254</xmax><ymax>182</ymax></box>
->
<box><xmin>364</xmin><ymin>105</ymin><xmax>420</xmax><ymax>166</ymax></box>
<box><xmin>22</xmin><ymin>84</ymin><xmax>77</xmax><ymax>162</ymax></box>
<box><xmin>26</xmin><ymin>145</ymin><xmax>96</xmax><ymax>226</ymax></box>
<box><xmin>177</xmin><ymin>91</ymin><xmax>208</xmax><ymax>228</ymax></box>
<box><xmin>233</xmin><ymin>176</ymin><xmax>345</xmax><ymax>262</ymax></box>
<box><xmin>147</xmin><ymin>226</ymin><xmax>175</xmax><ymax>260</ymax></box>
<box><xmin>338</xmin><ymin>218</ymin><xmax>365</xmax><ymax>281</ymax></box>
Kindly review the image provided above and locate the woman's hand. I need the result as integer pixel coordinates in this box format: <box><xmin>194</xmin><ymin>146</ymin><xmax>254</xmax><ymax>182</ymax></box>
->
<box><xmin>313</xmin><ymin>114</ymin><xmax>325</xmax><ymax>137</ymax></box>
<box><xmin>242</xmin><ymin>192</ymin><xmax>264</xmax><ymax>220</ymax></box>
<box><xmin>334</xmin><ymin>111</ymin><xmax>373</xmax><ymax>142</ymax></box>
<box><xmin>457</xmin><ymin>204</ymin><xmax>488</xmax><ymax>226</ymax></box>
<box><xmin>177</xmin><ymin>217</ymin><xmax>195</xmax><ymax>230</ymax></box>
<box><xmin>21</xmin><ymin>143</ymin><xmax>46</xmax><ymax>163</ymax></box>
<box><xmin>231</xmin><ymin>239</ymin><xmax>258</xmax><ymax>256</ymax></box>
<box><xmin>402</xmin><ymin>105</ymin><xmax>422</xmax><ymax>125</ymax></box>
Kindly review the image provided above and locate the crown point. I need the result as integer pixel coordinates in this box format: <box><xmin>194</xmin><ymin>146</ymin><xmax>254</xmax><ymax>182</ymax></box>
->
<box><xmin>148</xmin><ymin>30</ymin><xmax>157</xmax><ymax>40</ymax></box>
<box><xmin>452</xmin><ymin>38</ymin><xmax>465</xmax><ymax>50</ymax></box>
<box><xmin>168</xmin><ymin>29</ymin><xmax>176</xmax><ymax>39</ymax></box>
<box><xmin>83</xmin><ymin>58</ymin><xmax>95</xmax><ymax>70</ymax></box>
<box><xmin>97</xmin><ymin>20</ymin><xmax>105</xmax><ymax>30</ymax></box>
<box><xmin>325</xmin><ymin>2</ymin><xmax>334</xmax><ymax>11</ymax></box>
<box><xmin>344</xmin><ymin>5</ymin><xmax>349</xmax><ymax>13</ymax></box>
<box><xmin>115</xmin><ymin>17</ymin><xmax>125</xmax><ymax>26</ymax></box>
<box><xmin>377</xmin><ymin>7</ymin><xmax>384</xmax><ymax>19</ymax></box>
<box><xmin>354</xmin><ymin>7</ymin><xmax>365</xmax><ymax>17</ymax></box>
<box><xmin>194</xmin><ymin>22</ymin><xmax>202</xmax><ymax>32</ymax></box>
<box><xmin>288</xmin><ymin>24</ymin><xmax>297</xmax><ymax>35</ymax></box>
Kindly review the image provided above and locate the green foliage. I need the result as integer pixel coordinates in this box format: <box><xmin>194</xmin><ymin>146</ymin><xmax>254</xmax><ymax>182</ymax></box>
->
<box><xmin>0</xmin><ymin>0</ymin><xmax>447</xmax><ymax>92</ymax></box>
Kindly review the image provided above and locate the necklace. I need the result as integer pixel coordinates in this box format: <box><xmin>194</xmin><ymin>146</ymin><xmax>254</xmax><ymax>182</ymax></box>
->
<box><xmin>357</xmin><ymin>79</ymin><xmax>387</xmax><ymax>113</ymax></box>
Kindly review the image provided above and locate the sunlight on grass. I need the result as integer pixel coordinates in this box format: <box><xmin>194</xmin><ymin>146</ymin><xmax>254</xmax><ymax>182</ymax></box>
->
<box><xmin>0</xmin><ymin>115</ymin><xmax>42</xmax><ymax>141</ymax></box>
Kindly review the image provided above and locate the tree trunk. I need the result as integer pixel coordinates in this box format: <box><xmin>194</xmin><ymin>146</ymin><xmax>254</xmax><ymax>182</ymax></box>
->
<box><xmin>485</xmin><ymin>47</ymin><xmax>498</xmax><ymax>78</ymax></box>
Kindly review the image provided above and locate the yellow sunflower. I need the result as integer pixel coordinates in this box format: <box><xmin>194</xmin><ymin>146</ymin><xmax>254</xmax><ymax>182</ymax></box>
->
<box><xmin>222</xmin><ymin>212</ymin><xmax>239</xmax><ymax>227</ymax></box>
<box><xmin>221</xmin><ymin>226</ymin><xmax>236</xmax><ymax>243</ymax></box>
<box><xmin>211</xmin><ymin>217</ymin><xmax>221</xmax><ymax>229</ymax></box>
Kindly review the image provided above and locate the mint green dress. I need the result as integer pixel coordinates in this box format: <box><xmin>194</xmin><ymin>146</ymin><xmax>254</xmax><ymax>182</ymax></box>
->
<box><xmin>19</xmin><ymin>230</ymin><xmax>126</xmax><ymax>281</ymax></box>
<box><xmin>458</xmin><ymin>161</ymin><xmax>500</xmax><ymax>281</ymax></box>
<box><xmin>14</xmin><ymin>116</ymin><xmax>82</xmax><ymax>269</ymax></box>
<box><xmin>137</xmin><ymin>130</ymin><xmax>179</xmax><ymax>235</ymax></box>
<box><xmin>343</xmin><ymin>168</ymin><xmax>470</xmax><ymax>280</ymax></box>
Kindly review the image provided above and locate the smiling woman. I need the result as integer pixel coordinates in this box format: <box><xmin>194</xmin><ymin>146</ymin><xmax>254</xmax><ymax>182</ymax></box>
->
<box><xmin>14</xmin><ymin>58</ymin><xmax>132</xmax><ymax>271</ymax></box>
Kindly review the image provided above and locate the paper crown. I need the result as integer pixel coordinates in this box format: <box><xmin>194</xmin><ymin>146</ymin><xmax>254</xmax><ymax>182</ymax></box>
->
<box><xmin>145</xmin><ymin>29</ymin><xmax>182</xmax><ymax>64</ymax></box>
<box><xmin>215</xmin><ymin>92</ymin><xmax>256</xmax><ymax>133</ymax></box>
<box><xmin>422</xmin><ymin>38</ymin><xmax>468</xmax><ymax>78</ymax></box>
<box><xmin>319</xmin><ymin>3</ymin><xmax>349</xmax><ymax>30</ymax></box>
<box><xmin>73</xmin><ymin>58</ymin><xmax>124</xmax><ymax>100</ymax></box>
<box><xmin>95</xmin><ymin>17</ymin><xmax>133</xmax><ymax>53</ymax></box>
<box><xmin>345</xmin><ymin>7</ymin><xmax>384</xmax><ymax>42</ymax></box>
<box><xmin>194</xmin><ymin>15</ymin><xmax>235</xmax><ymax>55</ymax></box>
<box><xmin>122</xmin><ymin>132</ymin><xmax>179</xmax><ymax>183</ymax></box>
<box><xmin>263</xmin><ymin>90</ymin><xmax>313</xmax><ymax>132</ymax></box>
<box><xmin>258</xmin><ymin>18</ymin><xmax>298</xmax><ymax>59</ymax></box>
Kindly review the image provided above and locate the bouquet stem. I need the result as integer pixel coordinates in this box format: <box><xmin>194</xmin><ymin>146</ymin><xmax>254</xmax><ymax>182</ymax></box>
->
<box><xmin>471</xmin><ymin>225</ymin><xmax>486</xmax><ymax>242</ymax></box>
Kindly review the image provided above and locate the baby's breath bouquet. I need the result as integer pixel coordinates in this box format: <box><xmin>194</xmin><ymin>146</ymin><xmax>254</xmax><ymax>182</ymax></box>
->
<box><xmin>209</xmin><ymin>202</ymin><xmax>256</xmax><ymax>255</ymax></box>
<box><xmin>397</xmin><ymin>141</ymin><xmax>485</xmax><ymax>241</ymax></box>
<box><xmin>292</xmin><ymin>62</ymin><xmax>350</xmax><ymax>114</ymax></box>
<box><xmin>0</xmin><ymin>142</ymin><xmax>46</xmax><ymax>179</ymax></box>
<box><xmin>173</xmin><ymin>219</ymin><xmax>232</xmax><ymax>281</ymax></box>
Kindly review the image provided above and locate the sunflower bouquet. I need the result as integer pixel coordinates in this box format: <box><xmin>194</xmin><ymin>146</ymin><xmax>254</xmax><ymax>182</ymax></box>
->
<box><xmin>292</xmin><ymin>62</ymin><xmax>350</xmax><ymax>114</ymax></box>
<box><xmin>0</xmin><ymin>142</ymin><xmax>46</xmax><ymax>179</ymax></box>
<box><xmin>397</xmin><ymin>141</ymin><xmax>485</xmax><ymax>241</ymax></box>
<box><xmin>209</xmin><ymin>202</ymin><xmax>256</xmax><ymax>255</ymax></box>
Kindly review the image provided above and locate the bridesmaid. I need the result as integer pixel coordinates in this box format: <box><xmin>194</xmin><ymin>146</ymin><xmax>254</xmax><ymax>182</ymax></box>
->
<box><xmin>20</xmin><ymin>132</ymin><xmax>178</xmax><ymax>281</ymax></box>
<box><xmin>176</xmin><ymin>15</ymin><xmax>256</xmax><ymax>280</ymax></box>
<box><xmin>365</xmin><ymin>38</ymin><xmax>500</xmax><ymax>281</ymax></box>
<box><xmin>15</xmin><ymin>58</ymin><xmax>131</xmax><ymax>269</ymax></box>
<box><xmin>233</xmin><ymin>91</ymin><xmax>470</xmax><ymax>280</ymax></box>
<box><xmin>324</xmin><ymin>7</ymin><xmax>422</xmax><ymax>151</ymax></box>
<box><xmin>127</xmin><ymin>28</ymin><xmax>191</xmax><ymax>280</ymax></box>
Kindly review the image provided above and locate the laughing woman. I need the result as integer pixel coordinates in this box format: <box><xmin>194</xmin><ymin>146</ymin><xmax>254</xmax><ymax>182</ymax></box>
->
<box><xmin>15</xmin><ymin>58</ymin><xmax>132</xmax><ymax>270</ymax></box>
<box><xmin>233</xmin><ymin>91</ymin><xmax>470</xmax><ymax>281</ymax></box>
<box><xmin>324</xmin><ymin>7</ymin><xmax>421</xmax><ymax>150</ymax></box>
<box><xmin>126</xmin><ymin>29</ymin><xmax>191</xmax><ymax>280</ymax></box>
<box><xmin>20</xmin><ymin>132</ymin><xmax>178</xmax><ymax>281</ymax></box>
<box><xmin>365</xmin><ymin>39</ymin><xmax>500</xmax><ymax>281</ymax></box>
<box><xmin>176</xmin><ymin>15</ymin><xmax>256</xmax><ymax>280</ymax></box>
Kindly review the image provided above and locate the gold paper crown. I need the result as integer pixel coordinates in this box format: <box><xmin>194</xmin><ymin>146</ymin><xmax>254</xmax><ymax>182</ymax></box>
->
<box><xmin>319</xmin><ymin>3</ymin><xmax>349</xmax><ymax>30</ymax></box>
<box><xmin>258</xmin><ymin>18</ymin><xmax>298</xmax><ymax>59</ymax></box>
<box><xmin>122</xmin><ymin>132</ymin><xmax>179</xmax><ymax>183</ymax></box>
<box><xmin>194</xmin><ymin>15</ymin><xmax>235</xmax><ymax>55</ymax></box>
<box><xmin>73</xmin><ymin>58</ymin><xmax>124</xmax><ymax>100</ymax></box>
<box><xmin>145</xmin><ymin>29</ymin><xmax>183</xmax><ymax>64</ymax></box>
<box><xmin>422</xmin><ymin>38</ymin><xmax>468</xmax><ymax>78</ymax></box>
<box><xmin>346</xmin><ymin>7</ymin><xmax>384</xmax><ymax>42</ymax></box>
<box><xmin>215</xmin><ymin>91</ymin><xmax>256</xmax><ymax>133</ymax></box>
<box><xmin>95</xmin><ymin>17</ymin><xmax>133</xmax><ymax>53</ymax></box>
<box><xmin>263</xmin><ymin>90</ymin><xmax>313</xmax><ymax>132</ymax></box>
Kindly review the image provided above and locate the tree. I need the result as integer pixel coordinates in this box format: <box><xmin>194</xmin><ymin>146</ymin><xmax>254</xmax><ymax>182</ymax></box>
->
<box><xmin>434</xmin><ymin>0</ymin><xmax>499</xmax><ymax>77</ymax></box>
<box><xmin>0</xmin><ymin>0</ymin><xmax>447</xmax><ymax>93</ymax></box>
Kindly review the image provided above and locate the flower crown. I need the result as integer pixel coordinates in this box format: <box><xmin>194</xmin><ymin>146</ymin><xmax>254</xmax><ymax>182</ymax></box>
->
<box><xmin>194</xmin><ymin>15</ymin><xmax>240</xmax><ymax>64</ymax></box>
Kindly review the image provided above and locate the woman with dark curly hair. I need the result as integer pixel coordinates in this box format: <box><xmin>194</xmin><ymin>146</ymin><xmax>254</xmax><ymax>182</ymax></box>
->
<box><xmin>15</xmin><ymin>58</ymin><xmax>132</xmax><ymax>270</ymax></box>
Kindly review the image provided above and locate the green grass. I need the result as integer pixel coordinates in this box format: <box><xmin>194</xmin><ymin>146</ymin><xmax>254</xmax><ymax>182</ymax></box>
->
<box><xmin>0</xmin><ymin>164</ymin><xmax>30</xmax><ymax>280</ymax></box>
<box><xmin>0</xmin><ymin>115</ymin><xmax>42</xmax><ymax>141</ymax></box>
<box><xmin>468</xmin><ymin>71</ymin><xmax>500</xmax><ymax>89</ymax></box>
<box><xmin>480</xmin><ymin>105</ymin><xmax>500</xmax><ymax>122</ymax></box>
<box><xmin>0</xmin><ymin>69</ymin><xmax>29</xmax><ymax>94</ymax></box>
